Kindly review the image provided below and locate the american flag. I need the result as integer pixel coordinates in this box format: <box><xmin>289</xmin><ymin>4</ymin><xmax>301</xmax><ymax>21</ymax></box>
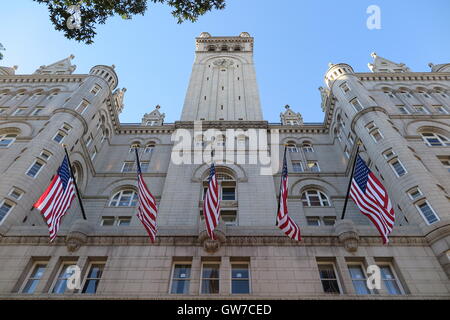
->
<box><xmin>203</xmin><ymin>163</ymin><xmax>220</xmax><ymax>239</ymax></box>
<box><xmin>349</xmin><ymin>155</ymin><xmax>395</xmax><ymax>244</ymax></box>
<box><xmin>135</xmin><ymin>149</ymin><xmax>158</xmax><ymax>242</ymax></box>
<box><xmin>276</xmin><ymin>149</ymin><xmax>301</xmax><ymax>241</ymax></box>
<box><xmin>33</xmin><ymin>156</ymin><xmax>76</xmax><ymax>242</ymax></box>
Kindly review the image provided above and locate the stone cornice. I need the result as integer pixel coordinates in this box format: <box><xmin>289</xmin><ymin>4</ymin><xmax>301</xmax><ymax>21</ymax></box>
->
<box><xmin>0</xmin><ymin>74</ymin><xmax>87</xmax><ymax>84</ymax></box>
<box><xmin>0</xmin><ymin>234</ymin><xmax>429</xmax><ymax>246</ymax></box>
<box><xmin>355</xmin><ymin>72</ymin><xmax>450</xmax><ymax>82</ymax></box>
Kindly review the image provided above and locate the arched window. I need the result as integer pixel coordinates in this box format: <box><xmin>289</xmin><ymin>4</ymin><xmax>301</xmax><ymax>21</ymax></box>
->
<box><xmin>301</xmin><ymin>190</ymin><xmax>330</xmax><ymax>207</ymax></box>
<box><xmin>129</xmin><ymin>142</ymin><xmax>141</xmax><ymax>152</ymax></box>
<box><xmin>203</xmin><ymin>171</ymin><xmax>236</xmax><ymax>201</ymax></box>
<box><xmin>145</xmin><ymin>143</ymin><xmax>155</xmax><ymax>153</ymax></box>
<box><xmin>0</xmin><ymin>133</ymin><xmax>17</xmax><ymax>148</ymax></box>
<box><xmin>109</xmin><ymin>190</ymin><xmax>138</xmax><ymax>207</ymax></box>
<box><xmin>221</xmin><ymin>45</ymin><xmax>228</xmax><ymax>52</ymax></box>
<box><xmin>420</xmin><ymin>132</ymin><xmax>450</xmax><ymax>146</ymax></box>
<box><xmin>302</xmin><ymin>143</ymin><xmax>314</xmax><ymax>152</ymax></box>
<box><xmin>208</xmin><ymin>45</ymin><xmax>216</xmax><ymax>52</ymax></box>
<box><xmin>286</xmin><ymin>142</ymin><xmax>298</xmax><ymax>152</ymax></box>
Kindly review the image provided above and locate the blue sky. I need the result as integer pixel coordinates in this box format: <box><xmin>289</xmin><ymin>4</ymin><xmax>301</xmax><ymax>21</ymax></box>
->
<box><xmin>1</xmin><ymin>0</ymin><xmax>449</xmax><ymax>124</ymax></box>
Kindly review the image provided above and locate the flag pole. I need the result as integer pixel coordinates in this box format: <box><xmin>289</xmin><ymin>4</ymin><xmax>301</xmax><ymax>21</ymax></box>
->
<box><xmin>340</xmin><ymin>143</ymin><xmax>360</xmax><ymax>220</ymax></box>
<box><xmin>134</xmin><ymin>147</ymin><xmax>142</xmax><ymax>172</ymax></box>
<box><xmin>276</xmin><ymin>145</ymin><xmax>288</xmax><ymax>226</ymax></box>
<box><xmin>63</xmin><ymin>145</ymin><xmax>87</xmax><ymax>220</ymax></box>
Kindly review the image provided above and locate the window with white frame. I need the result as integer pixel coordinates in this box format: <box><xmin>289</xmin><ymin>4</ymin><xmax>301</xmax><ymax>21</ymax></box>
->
<box><xmin>348</xmin><ymin>263</ymin><xmax>372</xmax><ymax>295</ymax></box>
<box><xmin>31</xmin><ymin>107</ymin><xmax>44</xmax><ymax>116</ymax></box>
<box><xmin>340</xmin><ymin>82</ymin><xmax>350</xmax><ymax>93</ymax></box>
<box><xmin>76</xmin><ymin>100</ymin><xmax>89</xmax><ymax>114</ymax></box>
<box><xmin>307</xmin><ymin>161</ymin><xmax>320</xmax><ymax>172</ymax></box>
<box><xmin>100</xmin><ymin>216</ymin><xmax>115</xmax><ymax>226</ymax></box>
<box><xmin>26</xmin><ymin>160</ymin><xmax>44</xmax><ymax>178</ymax></box>
<box><xmin>433</xmin><ymin>105</ymin><xmax>448</xmax><ymax>114</ymax></box>
<box><xmin>53</xmin><ymin>131</ymin><xmax>66</xmax><ymax>143</ymax></box>
<box><xmin>90</xmin><ymin>84</ymin><xmax>101</xmax><ymax>95</ymax></box>
<box><xmin>86</xmin><ymin>135</ymin><xmax>93</xmax><ymax>147</ymax></box>
<box><xmin>292</xmin><ymin>161</ymin><xmax>303</xmax><ymax>172</ymax></box>
<box><xmin>40</xmin><ymin>150</ymin><xmax>52</xmax><ymax>160</ymax></box>
<box><xmin>407</xmin><ymin>187</ymin><xmax>423</xmax><ymax>200</ymax></box>
<box><xmin>0</xmin><ymin>199</ymin><xmax>15</xmax><ymax>222</ymax></box>
<box><xmin>52</xmin><ymin>262</ymin><xmax>78</xmax><ymax>294</ymax></box>
<box><xmin>170</xmin><ymin>263</ymin><xmax>192</xmax><ymax>294</ymax></box>
<box><xmin>81</xmin><ymin>262</ymin><xmax>105</xmax><ymax>294</ymax></box>
<box><xmin>140</xmin><ymin>161</ymin><xmax>149</xmax><ymax>172</ymax></box>
<box><xmin>90</xmin><ymin>147</ymin><xmax>97</xmax><ymax>160</ymax></box>
<box><xmin>370</xmin><ymin>129</ymin><xmax>383</xmax><ymax>143</ymax></box>
<box><xmin>231</xmin><ymin>263</ymin><xmax>250</xmax><ymax>294</ymax></box>
<box><xmin>306</xmin><ymin>217</ymin><xmax>320</xmax><ymax>226</ymax></box>
<box><xmin>13</xmin><ymin>108</ymin><xmax>27</xmax><ymax>116</ymax></box>
<box><xmin>420</xmin><ymin>132</ymin><xmax>450</xmax><ymax>146</ymax></box>
<box><xmin>301</xmin><ymin>190</ymin><xmax>330</xmax><ymax>207</ymax></box>
<box><xmin>302</xmin><ymin>143</ymin><xmax>314</xmax><ymax>152</ymax></box>
<box><xmin>382</xmin><ymin>148</ymin><xmax>395</xmax><ymax>159</ymax></box>
<box><xmin>21</xmin><ymin>261</ymin><xmax>48</xmax><ymax>294</ymax></box>
<box><xmin>416</xmin><ymin>200</ymin><xmax>439</xmax><ymax>224</ymax></box>
<box><xmin>350</xmin><ymin>98</ymin><xmax>363</xmax><ymax>112</ymax></box>
<box><xmin>437</xmin><ymin>156</ymin><xmax>450</xmax><ymax>172</ymax></box>
<box><xmin>201</xmin><ymin>263</ymin><xmax>220</xmax><ymax>294</ymax></box>
<box><xmin>379</xmin><ymin>264</ymin><xmax>404</xmax><ymax>295</ymax></box>
<box><xmin>8</xmin><ymin>187</ymin><xmax>24</xmax><ymax>200</ymax></box>
<box><xmin>384</xmin><ymin>91</ymin><xmax>395</xmax><ymax>98</ymax></box>
<box><xmin>145</xmin><ymin>143</ymin><xmax>155</xmax><ymax>153</ymax></box>
<box><xmin>121</xmin><ymin>161</ymin><xmax>135</xmax><ymax>173</ymax></box>
<box><xmin>344</xmin><ymin>146</ymin><xmax>350</xmax><ymax>159</ymax></box>
<box><xmin>365</xmin><ymin>122</ymin><xmax>376</xmax><ymax>132</ymax></box>
<box><xmin>317</xmin><ymin>262</ymin><xmax>341</xmax><ymax>294</ymax></box>
<box><xmin>412</xmin><ymin>105</ymin><xmax>428</xmax><ymax>114</ymax></box>
<box><xmin>221</xmin><ymin>210</ymin><xmax>237</xmax><ymax>226</ymax></box>
<box><xmin>397</xmin><ymin>105</ymin><xmax>409</xmax><ymax>114</ymax></box>
<box><xmin>0</xmin><ymin>133</ymin><xmax>17</xmax><ymax>148</ymax></box>
<box><xmin>117</xmin><ymin>216</ymin><xmax>132</xmax><ymax>226</ymax></box>
<box><xmin>287</xmin><ymin>143</ymin><xmax>298</xmax><ymax>152</ymax></box>
<box><xmin>129</xmin><ymin>143</ymin><xmax>140</xmax><ymax>152</ymax></box>
<box><xmin>389</xmin><ymin>158</ymin><xmax>407</xmax><ymax>177</ymax></box>
<box><xmin>109</xmin><ymin>190</ymin><xmax>138</xmax><ymax>207</ymax></box>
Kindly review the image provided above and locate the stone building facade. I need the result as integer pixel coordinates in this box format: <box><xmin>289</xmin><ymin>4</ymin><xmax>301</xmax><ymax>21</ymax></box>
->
<box><xmin>0</xmin><ymin>33</ymin><xmax>449</xmax><ymax>299</ymax></box>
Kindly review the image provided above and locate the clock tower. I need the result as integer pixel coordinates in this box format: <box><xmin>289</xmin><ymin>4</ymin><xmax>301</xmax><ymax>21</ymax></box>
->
<box><xmin>180</xmin><ymin>32</ymin><xmax>264</xmax><ymax>121</ymax></box>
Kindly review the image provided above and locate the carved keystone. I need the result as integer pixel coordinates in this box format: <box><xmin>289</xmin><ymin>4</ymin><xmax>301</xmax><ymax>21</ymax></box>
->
<box><xmin>198</xmin><ymin>229</ymin><xmax>226</xmax><ymax>253</ymax></box>
<box><xmin>334</xmin><ymin>219</ymin><xmax>359</xmax><ymax>252</ymax></box>
<box><xmin>65</xmin><ymin>219</ymin><xmax>92</xmax><ymax>252</ymax></box>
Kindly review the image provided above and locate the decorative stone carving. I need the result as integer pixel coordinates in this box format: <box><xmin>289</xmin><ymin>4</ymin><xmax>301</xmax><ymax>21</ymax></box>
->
<box><xmin>141</xmin><ymin>104</ymin><xmax>165</xmax><ymax>126</ymax></box>
<box><xmin>213</xmin><ymin>59</ymin><xmax>234</xmax><ymax>68</ymax></box>
<box><xmin>112</xmin><ymin>87</ymin><xmax>127</xmax><ymax>114</ymax></box>
<box><xmin>334</xmin><ymin>219</ymin><xmax>360</xmax><ymax>252</ymax></box>
<box><xmin>319</xmin><ymin>86</ymin><xmax>330</xmax><ymax>112</ymax></box>
<box><xmin>65</xmin><ymin>219</ymin><xmax>93</xmax><ymax>252</ymax></box>
<box><xmin>280</xmin><ymin>104</ymin><xmax>303</xmax><ymax>125</ymax></box>
<box><xmin>198</xmin><ymin>229</ymin><xmax>226</xmax><ymax>253</ymax></box>
<box><xmin>368</xmin><ymin>52</ymin><xmax>410</xmax><ymax>73</ymax></box>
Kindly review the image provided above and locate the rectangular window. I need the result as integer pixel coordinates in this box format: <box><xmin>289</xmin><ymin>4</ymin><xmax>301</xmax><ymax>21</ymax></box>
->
<box><xmin>121</xmin><ymin>162</ymin><xmax>134</xmax><ymax>173</ymax></box>
<box><xmin>40</xmin><ymin>150</ymin><xmax>52</xmax><ymax>160</ymax></box>
<box><xmin>76</xmin><ymin>100</ymin><xmax>89</xmax><ymax>114</ymax></box>
<box><xmin>438</xmin><ymin>156</ymin><xmax>450</xmax><ymax>173</ymax></box>
<box><xmin>382</xmin><ymin>148</ymin><xmax>395</xmax><ymax>159</ymax></box>
<box><xmin>90</xmin><ymin>84</ymin><xmax>101</xmax><ymax>95</ymax></box>
<box><xmin>117</xmin><ymin>217</ymin><xmax>131</xmax><ymax>226</ymax></box>
<box><xmin>90</xmin><ymin>147</ymin><xmax>97</xmax><ymax>160</ymax></box>
<box><xmin>0</xmin><ymin>200</ymin><xmax>14</xmax><ymax>222</ymax></box>
<box><xmin>221</xmin><ymin>210</ymin><xmax>237</xmax><ymax>226</ymax></box>
<box><xmin>340</xmin><ymin>82</ymin><xmax>350</xmax><ymax>93</ymax></box>
<box><xmin>140</xmin><ymin>161</ymin><xmax>149</xmax><ymax>172</ymax></box>
<box><xmin>397</xmin><ymin>106</ymin><xmax>409</xmax><ymax>114</ymax></box>
<box><xmin>389</xmin><ymin>159</ymin><xmax>407</xmax><ymax>177</ymax></box>
<box><xmin>413</xmin><ymin>105</ymin><xmax>428</xmax><ymax>114</ymax></box>
<box><xmin>370</xmin><ymin>129</ymin><xmax>383</xmax><ymax>142</ymax></box>
<box><xmin>86</xmin><ymin>135</ymin><xmax>92</xmax><ymax>147</ymax></box>
<box><xmin>31</xmin><ymin>107</ymin><xmax>44</xmax><ymax>116</ymax></box>
<box><xmin>52</xmin><ymin>262</ymin><xmax>78</xmax><ymax>294</ymax></box>
<box><xmin>13</xmin><ymin>108</ymin><xmax>27</xmax><ymax>116</ymax></box>
<box><xmin>170</xmin><ymin>264</ymin><xmax>191</xmax><ymax>294</ymax></box>
<box><xmin>433</xmin><ymin>105</ymin><xmax>448</xmax><ymax>114</ymax></box>
<box><xmin>322</xmin><ymin>217</ymin><xmax>336</xmax><ymax>226</ymax></box>
<box><xmin>307</xmin><ymin>161</ymin><xmax>320</xmax><ymax>172</ymax></box>
<box><xmin>222</xmin><ymin>187</ymin><xmax>236</xmax><ymax>201</ymax></box>
<box><xmin>22</xmin><ymin>262</ymin><xmax>48</xmax><ymax>294</ymax></box>
<box><xmin>82</xmin><ymin>263</ymin><xmax>105</xmax><ymax>294</ymax></box>
<box><xmin>62</xmin><ymin>123</ymin><xmax>72</xmax><ymax>132</ymax></box>
<box><xmin>318</xmin><ymin>263</ymin><xmax>341</xmax><ymax>294</ymax></box>
<box><xmin>201</xmin><ymin>263</ymin><xmax>220</xmax><ymax>294</ymax></box>
<box><xmin>53</xmin><ymin>131</ymin><xmax>65</xmax><ymax>143</ymax></box>
<box><xmin>348</xmin><ymin>264</ymin><xmax>371</xmax><ymax>295</ymax></box>
<box><xmin>101</xmin><ymin>216</ymin><xmax>115</xmax><ymax>226</ymax></box>
<box><xmin>407</xmin><ymin>187</ymin><xmax>422</xmax><ymax>200</ymax></box>
<box><xmin>9</xmin><ymin>187</ymin><xmax>24</xmax><ymax>200</ymax></box>
<box><xmin>416</xmin><ymin>201</ymin><xmax>440</xmax><ymax>224</ymax></box>
<box><xmin>350</xmin><ymin>98</ymin><xmax>363</xmax><ymax>112</ymax></box>
<box><xmin>306</xmin><ymin>217</ymin><xmax>320</xmax><ymax>226</ymax></box>
<box><xmin>379</xmin><ymin>265</ymin><xmax>403</xmax><ymax>295</ymax></box>
<box><xmin>292</xmin><ymin>161</ymin><xmax>303</xmax><ymax>172</ymax></box>
<box><xmin>231</xmin><ymin>264</ymin><xmax>250</xmax><ymax>294</ymax></box>
<box><xmin>365</xmin><ymin>122</ymin><xmax>376</xmax><ymax>132</ymax></box>
<box><xmin>26</xmin><ymin>160</ymin><xmax>44</xmax><ymax>178</ymax></box>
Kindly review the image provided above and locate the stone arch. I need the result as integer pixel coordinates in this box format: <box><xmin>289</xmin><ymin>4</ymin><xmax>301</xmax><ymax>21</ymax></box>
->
<box><xmin>68</xmin><ymin>151</ymin><xmax>89</xmax><ymax>191</ymax></box>
<box><xmin>100</xmin><ymin>179</ymin><xmax>139</xmax><ymax>197</ymax></box>
<box><xmin>192</xmin><ymin>163</ymin><xmax>247</xmax><ymax>183</ymax></box>
<box><xmin>404</xmin><ymin>119</ymin><xmax>450</xmax><ymax>137</ymax></box>
<box><xmin>200</xmin><ymin>54</ymin><xmax>250</xmax><ymax>65</ymax></box>
<box><xmin>291</xmin><ymin>178</ymin><xmax>340</xmax><ymax>198</ymax></box>
<box><xmin>0</xmin><ymin>121</ymin><xmax>32</xmax><ymax>137</ymax></box>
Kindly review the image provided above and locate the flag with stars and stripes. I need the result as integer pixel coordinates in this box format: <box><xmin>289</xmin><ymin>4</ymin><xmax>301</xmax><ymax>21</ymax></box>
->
<box><xmin>135</xmin><ymin>148</ymin><xmax>158</xmax><ymax>242</ymax></box>
<box><xmin>33</xmin><ymin>156</ymin><xmax>76</xmax><ymax>242</ymax></box>
<box><xmin>276</xmin><ymin>148</ymin><xmax>301</xmax><ymax>241</ymax></box>
<box><xmin>349</xmin><ymin>155</ymin><xmax>395</xmax><ymax>244</ymax></box>
<box><xmin>203</xmin><ymin>163</ymin><xmax>220</xmax><ymax>240</ymax></box>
